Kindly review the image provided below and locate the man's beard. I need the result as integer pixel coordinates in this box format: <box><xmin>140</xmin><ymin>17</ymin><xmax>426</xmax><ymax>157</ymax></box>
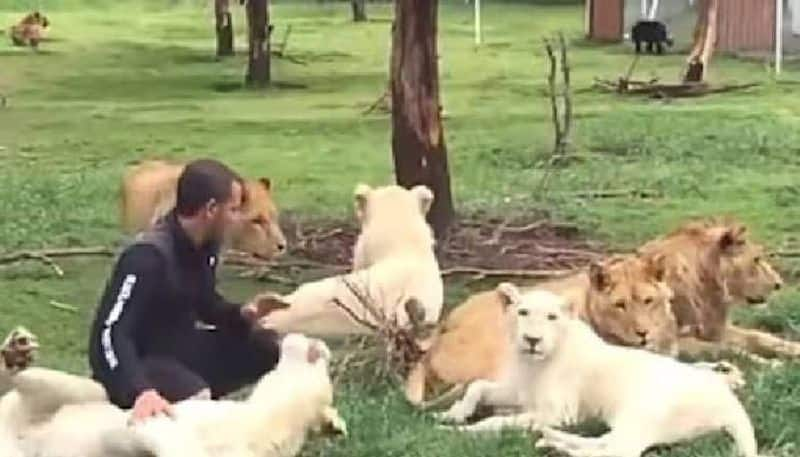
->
<box><xmin>207</xmin><ymin>214</ymin><xmax>231</xmax><ymax>246</ymax></box>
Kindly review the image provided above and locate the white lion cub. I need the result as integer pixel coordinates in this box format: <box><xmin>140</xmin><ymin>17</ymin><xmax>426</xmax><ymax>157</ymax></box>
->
<box><xmin>436</xmin><ymin>283</ymin><xmax>761</xmax><ymax>457</ymax></box>
<box><xmin>252</xmin><ymin>184</ymin><xmax>443</xmax><ymax>337</ymax></box>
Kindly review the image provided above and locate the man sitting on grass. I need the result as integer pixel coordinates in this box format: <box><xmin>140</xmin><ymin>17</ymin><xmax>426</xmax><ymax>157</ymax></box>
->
<box><xmin>88</xmin><ymin>159</ymin><xmax>281</xmax><ymax>422</ymax></box>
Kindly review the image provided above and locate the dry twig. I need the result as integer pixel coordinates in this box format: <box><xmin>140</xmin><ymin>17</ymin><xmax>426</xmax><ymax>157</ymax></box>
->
<box><xmin>539</xmin><ymin>32</ymin><xmax>572</xmax><ymax>196</ymax></box>
<box><xmin>362</xmin><ymin>90</ymin><xmax>390</xmax><ymax>115</ymax></box>
<box><xmin>329</xmin><ymin>276</ymin><xmax>428</xmax><ymax>382</ymax></box>
<box><xmin>49</xmin><ymin>300</ymin><xmax>78</xmax><ymax>313</ymax></box>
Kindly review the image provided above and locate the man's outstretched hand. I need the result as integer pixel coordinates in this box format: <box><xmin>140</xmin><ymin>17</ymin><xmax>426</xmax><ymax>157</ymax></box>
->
<box><xmin>130</xmin><ymin>389</ymin><xmax>174</xmax><ymax>424</ymax></box>
<box><xmin>240</xmin><ymin>292</ymin><xmax>291</xmax><ymax>324</ymax></box>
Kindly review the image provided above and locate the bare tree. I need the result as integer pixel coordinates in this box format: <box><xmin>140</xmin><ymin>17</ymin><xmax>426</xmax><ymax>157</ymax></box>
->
<box><xmin>352</xmin><ymin>0</ymin><xmax>367</xmax><ymax>22</ymax></box>
<box><xmin>390</xmin><ymin>0</ymin><xmax>454</xmax><ymax>240</ymax></box>
<box><xmin>215</xmin><ymin>0</ymin><xmax>234</xmax><ymax>57</ymax></box>
<box><xmin>683</xmin><ymin>0</ymin><xmax>718</xmax><ymax>83</ymax></box>
<box><xmin>245</xmin><ymin>0</ymin><xmax>271</xmax><ymax>87</ymax></box>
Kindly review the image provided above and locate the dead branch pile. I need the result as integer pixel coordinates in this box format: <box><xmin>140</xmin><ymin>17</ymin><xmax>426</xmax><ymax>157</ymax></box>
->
<box><xmin>593</xmin><ymin>78</ymin><xmax>760</xmax><ymax>99</ymax></box>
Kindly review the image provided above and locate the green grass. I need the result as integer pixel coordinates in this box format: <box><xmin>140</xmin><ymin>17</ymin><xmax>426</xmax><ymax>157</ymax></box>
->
<box><xmin>3</xmin><ymin>1</ymin><xmax>800</xmax><ymax>455</ymax></box>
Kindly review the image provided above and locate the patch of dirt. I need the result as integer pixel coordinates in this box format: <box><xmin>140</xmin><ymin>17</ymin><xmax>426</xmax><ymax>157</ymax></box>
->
<box><xmin>280</xmin><ymin>212</ymin><xmax>605</xmax><ymax>274</ymax></box>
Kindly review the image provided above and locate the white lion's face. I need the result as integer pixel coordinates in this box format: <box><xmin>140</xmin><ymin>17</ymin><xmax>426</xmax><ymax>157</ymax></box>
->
<box><xmin>499</xmin><ymin>285</ymin><xmax>571</xmax><ymax>362</ymax></box>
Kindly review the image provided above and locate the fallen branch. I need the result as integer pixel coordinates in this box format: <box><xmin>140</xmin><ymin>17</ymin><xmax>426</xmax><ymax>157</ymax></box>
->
<box><xmin>440</xmin><ymin>266</ymin><xmax>572</xmax><ymax>279</ymax></box>
<box><xmin>532</xmin><ymin>244</ymin><xmax>603</xmax><ymax>258</ymax></box>
<box><xmin>568</xmin><ymin>189</ymin><xmax>661</xmax><ymax>199</ymax></box>
<box><xmin>594</xmin><ymin>79</ymin><xmax>760</xmax><ymax>99</ymax></box>
<box><xmin>0</xmin><ymin>247</ymin><xmax>115</xmax><ymax>276</ymax></box>
<box><xmin>485</xmin><ymin>219</ymin><xmax>578</xmax><ymax>246</ymax></box>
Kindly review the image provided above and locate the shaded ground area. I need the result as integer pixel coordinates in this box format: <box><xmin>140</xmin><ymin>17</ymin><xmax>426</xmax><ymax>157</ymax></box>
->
<box><xmin>280</xmin><ymin>212</ymin><xmax>605</xmax><ymax>273</ymax></box>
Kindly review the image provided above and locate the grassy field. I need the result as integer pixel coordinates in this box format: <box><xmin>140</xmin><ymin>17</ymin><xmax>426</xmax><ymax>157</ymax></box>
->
<box><xmin>3</xmin><ymin>1</ymin><xmax>800</xmax><ymax>455</ymax></box>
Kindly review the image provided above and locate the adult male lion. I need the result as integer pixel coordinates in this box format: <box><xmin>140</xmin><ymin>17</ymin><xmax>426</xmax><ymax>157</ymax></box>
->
<box><xmin>120</xmin><ymin>159</ymin><xmax>287</xmax><ymax>260</ymax></box>
<box><xmin>8</xmin><ymin>11</ymin><xmax>49</xmax><ymax>49</ymax></box>
<box><xmin>636</xmin><ymin>218</ymin><xmax>795</xmax><ymax>359</ymax></box>
<box><xmin>404</xmin><ymin>253</ymin><xmax>677</xmax><ymax>407</ymax></box>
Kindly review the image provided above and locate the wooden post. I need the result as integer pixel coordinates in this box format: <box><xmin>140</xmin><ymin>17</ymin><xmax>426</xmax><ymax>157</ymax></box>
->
<box><xmin>683</xmin><ymin>0</ymin><xmax>719</xmax><ymax>83</ymax></box>
<box><xmin>215</xmin><ymin>0</ymin><xmax>234</xmax><ymax>57</ymax></box>
<box><xmin>352</xmin><ymin>0</ymin><xmax>367</xmax><ymax>22</ymax></box>
<box><xmin>390</xmin><ymin>0</ymin><xmax>455</xmax><ymax>240</ymax></box>
<box><xmin>245</xmin><ymin>0</ymin><xmax>270</xmax><ymax>87</ymax></box>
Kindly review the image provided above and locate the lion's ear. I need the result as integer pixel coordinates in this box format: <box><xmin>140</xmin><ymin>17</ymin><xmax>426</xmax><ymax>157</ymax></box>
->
<box><xmin>718</xmin><ymin>224</ymin><xmax>747</xmax><ymax>252</ymax></box>
<box><xmin>589</xmin><ymin>261</ymin><xmax>611</xmax><ymax>291</ymax></box>
<box><xmin>258</xmin><ymin>177</ymin><xmax>272</xmax><ymax>191</ymax></box>
<box><xmin>353</xmin><ymin>184</ymin><xmax>371</xmax><ymax>221</ymax></box>
<box><xmin>411</xmin><ymin>185</ymin><xmax>434</xmax><ymax>215</ymax></box>
<box><xmin>645</xmin><ymin>253</ymin><xmax>667</xmax><ymax>282</ymax></box>
<box><xmin>496</xmin><ymin>282</ymin><xmax>522</xmax><ymax>309</ymax></box>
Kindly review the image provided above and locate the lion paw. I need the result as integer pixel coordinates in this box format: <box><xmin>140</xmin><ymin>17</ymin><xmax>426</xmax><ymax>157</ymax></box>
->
<box><xmin>1</xmin><ymin>326</ymin><xmax>39</xmax><ymax>372</ymax></box>
<box><xmin>431</xmin><ymin>405</ymin><xmax>469</xmax><ymax>424</ymax></box>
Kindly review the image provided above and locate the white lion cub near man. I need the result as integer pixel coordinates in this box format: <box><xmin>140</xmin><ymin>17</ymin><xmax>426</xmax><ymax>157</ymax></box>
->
<box><xmin>436</xmin><ymin>283</ymin><xmax>761</xmax><ymax>457</ymax></box>
<box><xmin>253</xmin><ymin>184</ymin><xmax>443</xmax><ymax>336</ymax></box>
<box><xmin>5</xmin><ymin>333</ymin><xmax>346</xmax><ymax>457</ymax></box>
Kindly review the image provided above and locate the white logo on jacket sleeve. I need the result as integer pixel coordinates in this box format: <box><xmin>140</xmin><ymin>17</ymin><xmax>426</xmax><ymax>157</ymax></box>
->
<box><xmin>209</xmin><ymin>256</ymin><xmax>216</xmax><ymax>267</ymax></box>
<box><xmin>102</xmin><ymin>274</ymin><xmax>137</xmax><ymax>370</ymax></box>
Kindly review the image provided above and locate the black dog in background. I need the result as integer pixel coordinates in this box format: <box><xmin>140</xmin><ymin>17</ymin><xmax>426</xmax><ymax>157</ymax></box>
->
<box><xmin>631</xmin><ymin>20</ymin><xmax>674</xmax><ymax>54</ymax></box>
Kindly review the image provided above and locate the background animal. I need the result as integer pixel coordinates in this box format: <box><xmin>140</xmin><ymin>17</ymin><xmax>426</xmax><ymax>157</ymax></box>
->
<box><xmin>403</xmin><ymin>252</ymin><xmax>677</xmax><ymax>407</ymax></box>
<box><xmin>120</xmin><ymin>159</ymin><xmax>287</xmax><ymax>259</ymax></box>
<box><xmin>631</xmin><ymin>20</ymin><xmax>673</xmax><ymax>54</ymax></box>
<box><xmin>436</xmin><ymin>283</ymin><xmax>760</xmax><ymax>457</ymax></box>
<box><xmin>636</xmin><ymin>218</ymin><xmax>797</xmax><ymax>360</ymax></box>
<box><xmin>252</xmin><ymin>184</ymin><xmax>443</xmax><ymax>338</ymax></box>
<box><xmin>9</xmin><ymin>11</ymin><xmax>49</xmax><ymax>49</ymax></box>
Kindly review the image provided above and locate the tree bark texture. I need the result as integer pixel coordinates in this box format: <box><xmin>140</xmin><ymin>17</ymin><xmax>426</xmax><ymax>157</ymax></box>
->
<box><xmin>246</xmin><ymin>0</ymin><xmax>270</xmax><ymax>87</ymax></box>
<box><xmin>683</xmin><ymin>0</ymin><xmax>718</xmax><ymax>83</ymax></box>
<box><xmin>352</xmin><ymin>0</ymin><xmax>367</xmax><ymax>22</ymax></box>
<box><xmin>215</xmin><ymin>0</ymin><xmax>234</xmax><ymax>57</ymax></box>
<box><xmin>390</xmin><ymin>0</ymin><xmax>455</xmax><ymax>240</ymax></box>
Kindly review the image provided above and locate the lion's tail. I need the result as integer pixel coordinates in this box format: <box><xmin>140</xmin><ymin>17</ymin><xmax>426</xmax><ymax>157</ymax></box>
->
<box><xmin>419</xmin><ymin>383</ymin><xmax>466</xmax><ymax>411</ymax></box>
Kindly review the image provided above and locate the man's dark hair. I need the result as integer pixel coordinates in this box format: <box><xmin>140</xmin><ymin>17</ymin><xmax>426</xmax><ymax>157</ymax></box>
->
<box><xmin>175</xmin><ymin>159</ymin><xmax>245</xmax><ymax>216</ymax></box>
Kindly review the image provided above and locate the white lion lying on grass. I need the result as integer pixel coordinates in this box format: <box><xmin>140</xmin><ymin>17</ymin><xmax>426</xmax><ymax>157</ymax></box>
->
<box><xmin>251</xmin><ymin>183</ymin><xmax>443</xmax><ymax>337</ymax></box>
<box><xmin>435</xmin><ymin>283</ymin><xmax>761</xmax><ymax>457</ymax></box>
<box><xmin>0</xmin><ymin>328</ymin><xmax>346</xmax><ymax>457</ymax></box>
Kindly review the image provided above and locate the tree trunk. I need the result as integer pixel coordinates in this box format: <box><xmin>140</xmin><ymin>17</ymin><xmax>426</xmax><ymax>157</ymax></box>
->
<box><xmin>390</xmin><ymin>0</ymin><xmax>455</xmax><ymax>240</ymax></box>
<box><xmin>245</xmin><ymin>0</ymin><xmax>270</xmax><ymax>87</ymax></box>
<box><xmin>352</xmin><ymin>0</ymin><xmax>367</xmax><ymax>22</ymax></box>
<box><xmin>215</xmin><ymin>0</ymin><xmax>234</xmax><ymax>57</ymax></box>
<box><xmin>683</xmin><ymin>0</ymin><xmax>718</xmax><ymax>83</ymax></box>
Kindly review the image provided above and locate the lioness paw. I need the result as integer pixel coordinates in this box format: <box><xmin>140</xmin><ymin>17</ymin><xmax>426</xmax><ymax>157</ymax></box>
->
<box><xmin>432</xmin><ymin>404</ymin><xmax>469</xmax><ymax>424</ymax></box>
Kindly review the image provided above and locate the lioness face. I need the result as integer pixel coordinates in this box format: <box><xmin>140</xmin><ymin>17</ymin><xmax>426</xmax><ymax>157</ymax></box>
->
<box><xmin>497</xmin><ymin>283</ymin><xmax>571</xmax><ymax>361</ymax></box>
<box><xmin>279</xmin><ymin>334</ymin><xmax>347</xmax><ymax>437</ymax></box>
<box><xmin>586</xmin><ymin>255</ymin><xmax>678</xmax><ymax>355</ymax></box>
<box><xmin>232</xmin><ymin>178</ymin><xmax>287</xmax><ymax>259</ymax></box>
<box><xmin>722</xmin><ymin>242</ymin><xmax>783</xmax><ymax>306</ymax></box>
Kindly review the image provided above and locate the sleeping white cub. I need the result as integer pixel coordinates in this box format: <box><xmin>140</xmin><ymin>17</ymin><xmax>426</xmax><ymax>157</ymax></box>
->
<box><xmin>2</xmin><ymin>331</ymin><xmax>346</xmax><ymax>457</ymax></box>
<box><xmin>252</xmin><ymin>183</ymin><xmax>444</xmax><ymax>336</ymax></box>
<box><xmin>436</xmin><ymin>284</ymin><xmax>762</xmax><ymax>457</ymax></box>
